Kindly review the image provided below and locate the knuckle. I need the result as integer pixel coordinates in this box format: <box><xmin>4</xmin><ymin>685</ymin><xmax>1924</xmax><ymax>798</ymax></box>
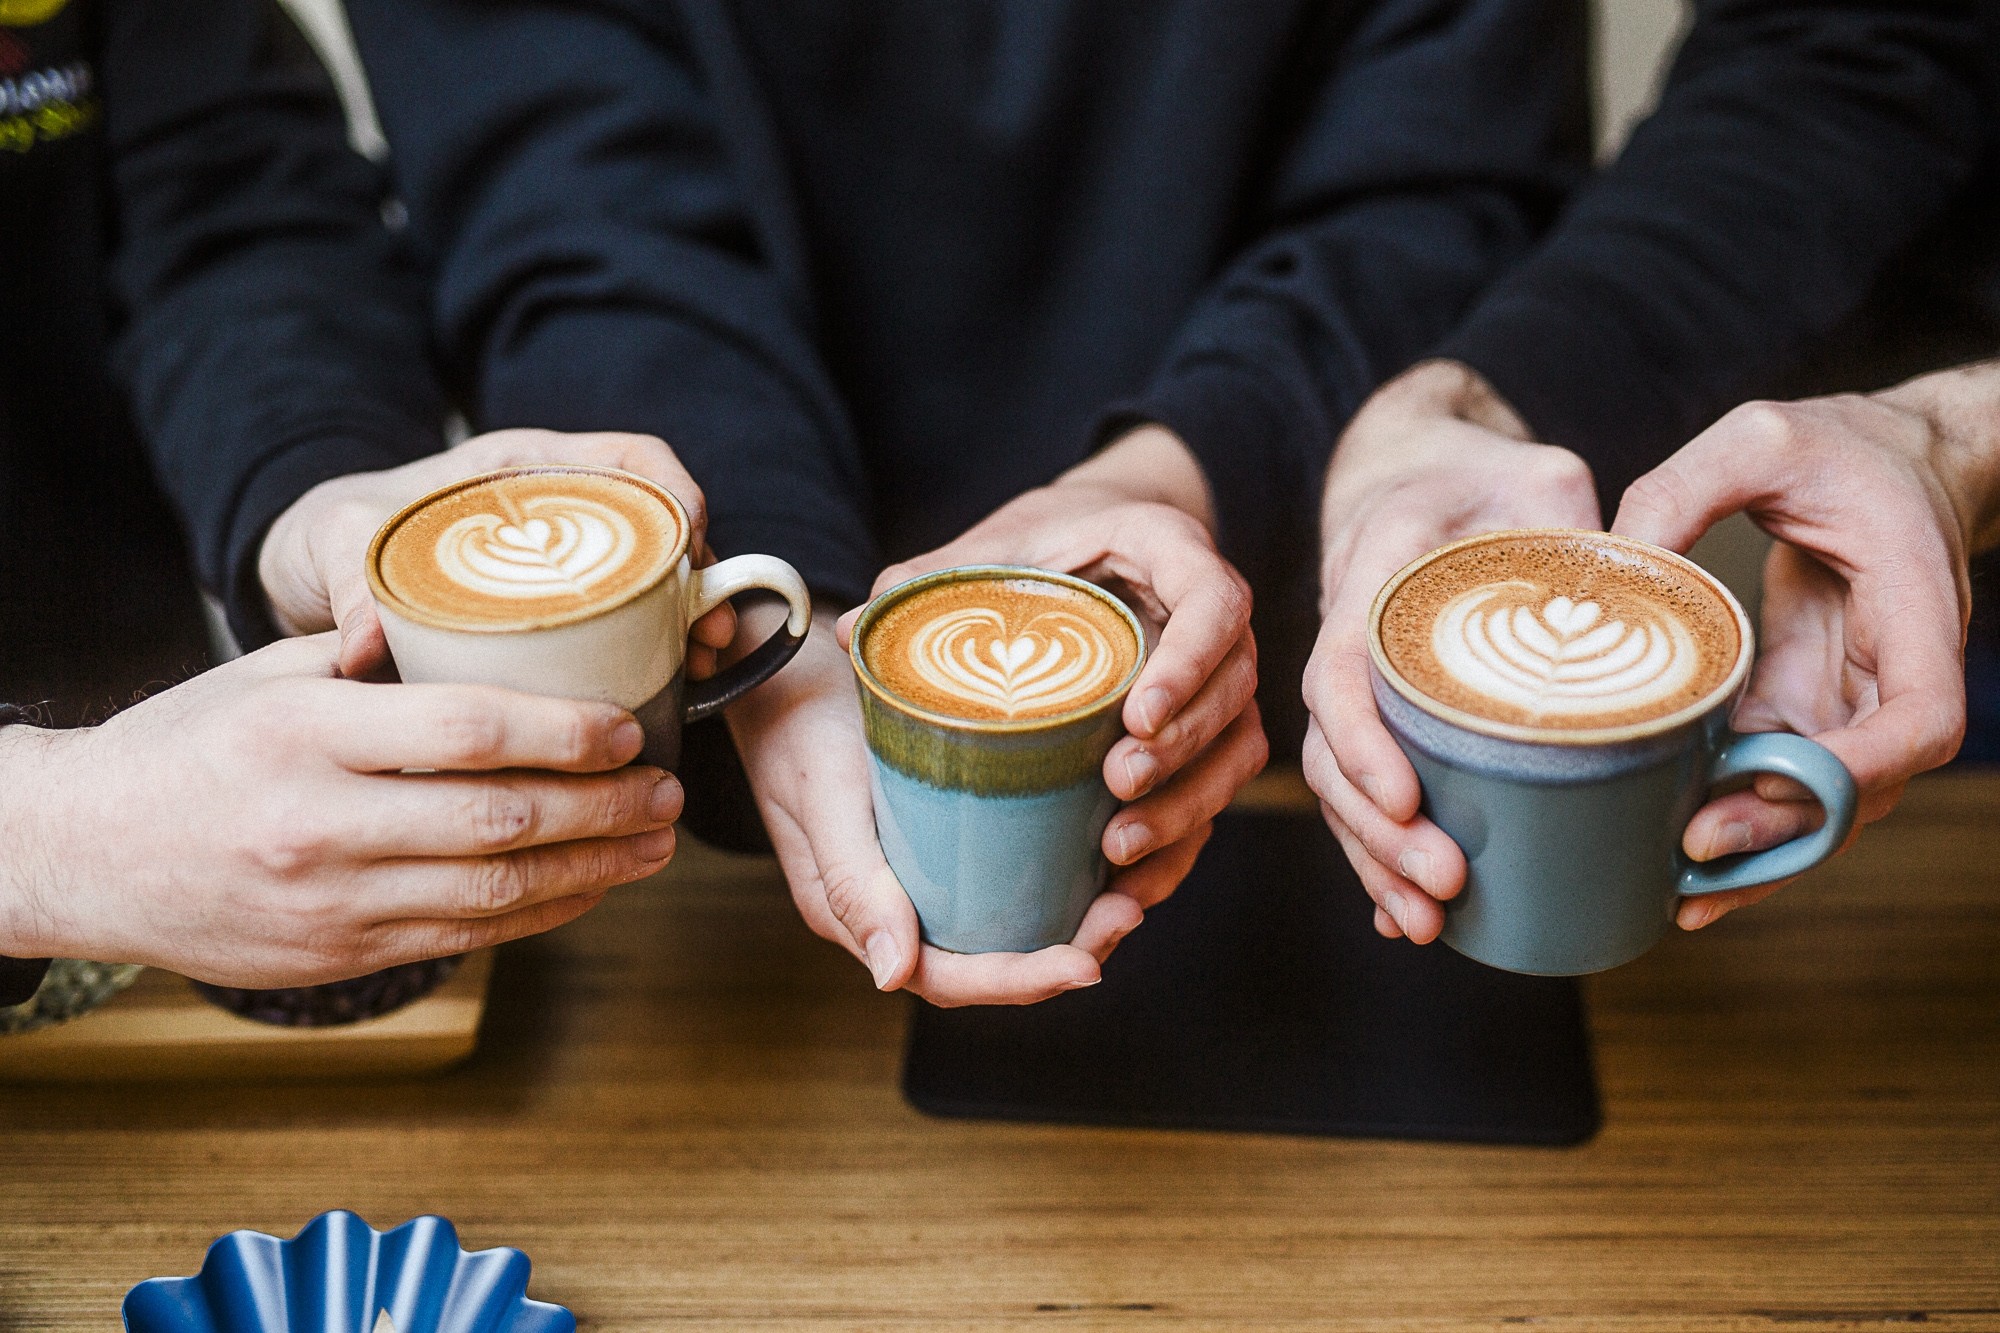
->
<box><xmin>464</xmin><ymin>786</ymin><xmax>537</xmax><ymax>852</ymax></box>
<box><xmin>1213</xmin><ymin>572</ymin><xmax>1254</xmax><ymax>629</ymax></box>
<box><xmin>1731</xmin><ymin>401</ymin><xmax>1805</xmax><ymax>455</ymax></box>
<box><xmin>431</xmin><ymin>702</ymin><xmax>509</xmax><ymax>767</ymax></box>
<box><xmin>244</xmin><ymin>799</ymin><xmax>331</xmax><ymax>877</ymax></box>
<box><xmin>1537</xmin><ymin>446</ymin><xmax>1596</xmax><ymax>501</ymax></box>
<box><xmin>1619</xmin><ymin>467</ymin><xmax>1692</xmax><ymax>526</ymax></box>
<box><xmin>572</xmin><ymin>839</ymin><xmax>629</xmax><ymax>888</ymax></box>
<box><xmin>460</xmin><ymin>855</ymin><xmax>529</xmax><ymax>915</ymax></box>
<box><xmin>818</xmin><ymin>865</ymin><xmax>876</xmax><ymax>930</ymax></box>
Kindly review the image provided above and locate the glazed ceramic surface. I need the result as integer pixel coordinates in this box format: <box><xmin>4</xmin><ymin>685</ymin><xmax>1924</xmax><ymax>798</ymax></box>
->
<box><xmin>368</xmin><ymin>466</ymin><xmax>811</xmax><ymax>770</ymax></box>
<box><xmin>1368</xmin><ymin>532</ymin><xmax>1857</xmax><ymax>976</ymax></box>
<box><xmin>122</xmin><ymin>1210</ymin><xmax>573</xmax><ymax>1333</ymax></box>
<box><xmin>852</xmin><ymin>567</ymin><xmax>1145</xmax><ymax>954</ymax></box>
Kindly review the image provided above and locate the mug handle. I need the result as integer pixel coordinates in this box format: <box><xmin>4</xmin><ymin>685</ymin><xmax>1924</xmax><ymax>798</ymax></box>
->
<box><xmin>680</xmin><ymin>554</ymin><xmax>813</xmax><ymax>724</ymax></box>
<box><xmin>1677</xmin><ymin>731</ymin><xmax>1859</xmax><ymax>897</ymax></box>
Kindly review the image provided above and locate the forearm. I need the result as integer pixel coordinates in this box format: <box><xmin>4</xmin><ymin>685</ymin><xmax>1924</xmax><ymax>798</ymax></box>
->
<box><xmin>345</xmin><ymin>0</ymin><xmax>879</xmax><ymax>609</ymax></box>
<box><xmin>1065</xmin><ymin>427</ymin><xmax>1217</xmax><ymax>535</ymax></box>
<box><xmin>105</xmin><ymin>0</ymin><xmax>448</xmax><ymax>647</ymax></box>
<box><xmin>1436</xmin><ymin>0</ymin><xmax>1984</xmax><ymax>504</ymax></box>
<box><xmin>0</xmin><ymin>723</ymin><xmax>75</xmax><ymax>961</ymax></box>
<box><xmin>1106</xmin><ymin>0</ymin><xmax>1586</xmax><ymax>588</ymax></box>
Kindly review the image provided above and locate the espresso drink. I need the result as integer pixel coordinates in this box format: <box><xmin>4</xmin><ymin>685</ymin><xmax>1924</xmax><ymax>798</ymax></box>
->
<box><xmin>1378</xmin><ymin>531</ymin><xmax>1741</xmax><ymax>733</ymax></box>
<box><xmin>373</xmin><ymin>468</ymin><xmax>681</xmax><ymax>630</ymax></box>
<box><xmin>863</xmin><ymin>574</ymin><xmax>1140</xmax><ymax>722</ymax></box>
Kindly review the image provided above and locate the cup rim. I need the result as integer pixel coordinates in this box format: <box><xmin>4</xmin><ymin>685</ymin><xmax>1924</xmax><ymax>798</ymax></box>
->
<box><xmin>850</xmin><ymin>564</ymin><xmax>1148</xmax><ymax>734</ymax></box>
<box><xmin>1366</xmin><ymin>528</ymin><xmax>1756</xmax><ymax>747</ymax></box>
<box><xmin>365</xmin><ymin>465</ymin><xmax>690</xmax><ymax>634</ymax></box>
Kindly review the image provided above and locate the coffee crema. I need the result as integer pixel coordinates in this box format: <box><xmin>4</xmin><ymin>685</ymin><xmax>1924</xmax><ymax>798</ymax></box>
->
<box><xmin>1377</xmin><ymin>532</ymin><xmax>1742</xmax><ymax>733</ymax></box>
<box><xmin>373</xmin><ymin>469</ymin><xmax>682</xmax><ymax>630</ymax></box>
<box><xmin>864</xmin><ymin>575</ymin><xmax>1139</xmax><ymax>722</ymax></box>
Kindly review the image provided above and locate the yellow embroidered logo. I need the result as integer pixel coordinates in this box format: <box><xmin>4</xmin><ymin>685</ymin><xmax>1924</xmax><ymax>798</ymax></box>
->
<box><xmin>0</xmin><ymin>0</ymin><xmax>72</xmax><ymax>28</ymax></box>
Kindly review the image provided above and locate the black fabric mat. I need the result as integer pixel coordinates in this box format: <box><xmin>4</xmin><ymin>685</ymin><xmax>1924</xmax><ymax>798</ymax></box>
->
<box><xmin>904</xmin><ymin>810</ymin><xmax>1601</xmax><ymax>1145</ymax></box>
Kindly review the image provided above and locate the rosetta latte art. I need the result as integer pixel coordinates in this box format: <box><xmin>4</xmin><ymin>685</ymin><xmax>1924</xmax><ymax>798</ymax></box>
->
<box><xmin>1432</xmin><ymin>580</ymin><xmax>1698</xmax><ymax>720</ymax></box>
<box><xmin>434</xmin><ymin>495</ymin><xmax>639</xmax><ymax>600</ymax></box>
<box><xmin>906</xmin><ymin>606</ymin><xmax>1122</xmax><ymax>718</ymax></box>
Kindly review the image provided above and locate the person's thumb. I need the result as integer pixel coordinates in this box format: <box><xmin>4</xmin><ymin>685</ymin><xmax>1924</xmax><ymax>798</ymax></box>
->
<box><xmin>1612</xmin><ymin>407</ymin><xmax>1787</xmax><ymax>553</ymax></box>
<box><xmin>819</xmin><ymin>853</ymin><xmax>922</xmax><ymax>991</ymax></box>
<box><xmin>330</xmin><ymin>574</ymin><xmax>391</xmax><ymax>680</ymax></box>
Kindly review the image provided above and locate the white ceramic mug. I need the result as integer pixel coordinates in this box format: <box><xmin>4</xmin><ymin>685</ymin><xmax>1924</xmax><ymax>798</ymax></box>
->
<box><xmin>367</xmin><ymin>465</ymin><xmax>811</xmax><ymax>768</ymax></box>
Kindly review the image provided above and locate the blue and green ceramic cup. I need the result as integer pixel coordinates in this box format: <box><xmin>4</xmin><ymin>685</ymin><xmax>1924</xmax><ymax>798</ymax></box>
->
<box><xmin>1367</xmin><ymin>530</ymin><xmax>1859</xmax><ymax>977</ymax></box>
<box><xmin>851</xmin><ymin>566</ymin><xmax>1147</xmax><ymax>954</ymax></box>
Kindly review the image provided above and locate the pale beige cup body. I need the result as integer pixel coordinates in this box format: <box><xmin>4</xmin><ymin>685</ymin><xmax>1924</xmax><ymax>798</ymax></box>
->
<box><xmin>373</xmin><ymin>548</ymin><xmax>803</xmax><ymax>711</ymax></box>
<box><xmin>367</xmin><ymin>466</ymin><xmax>811</xmax><ymax>766</ymax></box>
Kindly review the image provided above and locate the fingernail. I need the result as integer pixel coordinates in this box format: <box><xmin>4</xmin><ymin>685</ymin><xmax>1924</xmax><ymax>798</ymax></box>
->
<box><xmin>1062</xmin><ymin>976</ymin><xmax>1101</xmax><ymax>990</ymax></box>
<box><xmin>649</xmin><ymin>774</ymin><xmax>683</xmax><ymax>823</ymax></box>
<box><xmin>633</xmin><ymin>827</ymin><xmax>676</xmax><ymax>863</ymax></box>
<box><xmin>1138</xmin><ymin>686</ymin><xmax>1173</xmax><ymax>734</ymax></box>
<box><xmin>1397</xmin><ymin>848</ymin><xmax>1434</xmax><ymax>891</ymax></box>
<box><xmin>1684</xmin><ymin>902</ymin><xmax>1717</xmax><ymax>931</ymax></box>
<box><xmin>1111</xmin><ymin>822</ymin><xmax>1153</xmax><ymax>864</ymax></box>
<box><xmin>1359</xmin><ymin>774</ymin><xmax>1387</xmax><ymax>808</ymax></box>
<box><xmin>1122</xmin><ymin>749</ymin><xmax>1160</xmax><ymax>796</ymax></box>
<box><xmin>863</xmin><ymin>930</ymin><xmax>903</xmax><ymax>991</ymax></box>
<box><xmin>1384</xmin><ymin>894</ymin><xmax>1411</xmax><ymax>935</ymax></box>
<box><xmin>612</xmin><ymin>719</ymin><xmax>645</xmax><ymax>760</ymax></box>
<box><xmin>1719</xmin><ymin>821</ymin><xmax>1755</xmax><ymax>855</ymax></box>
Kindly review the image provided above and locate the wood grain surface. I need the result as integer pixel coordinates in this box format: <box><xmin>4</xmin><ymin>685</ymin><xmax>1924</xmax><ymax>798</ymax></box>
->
<box><xmin>0</xmin><ymin>951</ymin><xmax>492</xmax><ymax>1084</ymax></box>
<box><xmin>2</xmin><ymin>773</ymin><xmax>1994</xmax><ymax>1331</ymax></box>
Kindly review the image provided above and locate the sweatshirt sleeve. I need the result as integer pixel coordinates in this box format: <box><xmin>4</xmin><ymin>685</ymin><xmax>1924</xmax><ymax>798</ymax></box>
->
<box><xmin>1433</xmin><ymin>0</ymin><xmax>1986</xmax><ymax>506</ymax></box>
<box><xmin>1099</xmin><ymin>0</ymin><xmax>1590</xmax><ymax>589</ymax></box>
<box><xmin>102</xmin><ymin>0</ymin><xmax>449</xmax><ymax>650</ymax></box>
<box><xmin>341</xmin><ymin>0</ymin><xmax>879</xmax><ymax>607</ymax></box>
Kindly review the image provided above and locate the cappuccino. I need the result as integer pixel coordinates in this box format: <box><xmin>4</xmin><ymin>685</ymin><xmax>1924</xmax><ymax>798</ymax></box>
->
<box><xmin>1377</xmin><ymin>531</ymin><xmax>1742</xmax><ymax>734</ymax></box>
<box><xmin>863</xmin><ymin>574</ymin><xmax>1140</xmax><ymax>722</ymax></box>
<box><xmin>373</xmin><ymin>468</ymin><xmax>682</xmax><ymax>631</ymax></box>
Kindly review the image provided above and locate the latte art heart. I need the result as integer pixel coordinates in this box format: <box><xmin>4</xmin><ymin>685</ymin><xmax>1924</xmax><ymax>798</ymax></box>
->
<box><xmin>906</xmin><ymin>607</ymin><xmax>1122</xmax><ymax>718</ymax></box>
<box><xmin>1432</xmin><ymin>579</ymin><xmax>1699</xmax><ymax>719</ymax></box>
<box><xmin>435</xmin><ymin>496</ymin><xmax>638</xmax><ymax>600</ymax></box>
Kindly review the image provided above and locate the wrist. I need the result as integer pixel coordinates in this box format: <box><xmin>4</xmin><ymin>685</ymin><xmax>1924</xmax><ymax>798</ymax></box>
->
<box><xmin>1321</xmin><ymin>361</ymin><xmax>1529</xmax><ymax>529</ymax></box>
<box><xmin>0</xmin><ymin>719</ymin><xmax>79</xmax><ymax>959</ymax></box>
<box><xmin>1885</xmin><ymin>360</ymin><xmax>2000</xmax><ymax>556</ymax></box>
<box><xmin>1062</xmin><ymin>425</ymin><xmax>1218</xmax><ymax>533</ymax></box>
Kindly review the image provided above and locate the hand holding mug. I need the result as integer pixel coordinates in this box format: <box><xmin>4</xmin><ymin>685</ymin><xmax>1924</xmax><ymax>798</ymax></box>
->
<box><xmin>260</xmin><ymin>428</ymin><xmax>737</xmax><ymax>677</ymax></box>
<box><xmin>843</xmin><ymin>425</ymin><xmax>1267</xmax><ymax>914</ymax></box>
<box><xmin>1612</xmin><ymin>376</ymin><xmax>1988</xmax><ymax>927</ymax></box>
<box><xmin>0</xmin><ymin>635</ymin><xmax>676</xmax><ymax>988</ymax></box>
<box><xmin>367</xmin><ymin>466</ymin><xmax>810</xmax><ymax>772</ymax></box>
<box><xmin>1304</xmin><ymin>360</ymin><xmax>1601</xmax><ymax>942</ymax></box>
<box><xmin>1367</xmin><ymin>529</ymin><xmax>1857</xmax><ymax>975</ymax></box>
<box><xmin>725</xmin><ymin>608</ymin><xmax>1146</xmax><ymax>1007</ymax></box>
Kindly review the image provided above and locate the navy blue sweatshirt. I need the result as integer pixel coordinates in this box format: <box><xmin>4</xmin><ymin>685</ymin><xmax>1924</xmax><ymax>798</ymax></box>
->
<box><xmin>343</xmin><ymin>0</ymin><xmax>1591</xmax><ymax>602</ymax></box>
<box><xmin>0</xmin><ymin>0</ymin><xmax>444</xmax><ymax>650</ymax></box>
<box><xmin>1437</xmin><ymin>0</ymin><xmax>1987</xmax><ymax>505</ymax></box>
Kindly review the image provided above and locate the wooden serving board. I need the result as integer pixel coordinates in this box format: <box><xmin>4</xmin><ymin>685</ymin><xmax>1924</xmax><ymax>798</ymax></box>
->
<box><xmin>0</xmin><ymin>950</ymin><xmax>492</xmax><ymax>1083</ymax></box>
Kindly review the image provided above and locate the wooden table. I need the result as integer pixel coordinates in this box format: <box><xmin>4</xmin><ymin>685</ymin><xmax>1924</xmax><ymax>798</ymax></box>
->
<box><xmin>3</xmin><ymin>773</ymin><xmax>1995</xmax><ymax>1331</ymax></box>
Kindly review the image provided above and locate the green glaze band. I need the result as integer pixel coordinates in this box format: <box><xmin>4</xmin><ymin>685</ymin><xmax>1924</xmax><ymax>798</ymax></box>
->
<box><xmin>851</xmin><ymin>565</ymin><xmax>1145</xmax><ymax>797</ymax></box>
<box><xmin>859</xmin><ymin>689</ymin><xmax>1127</xmax><ymax>795</ymax></box>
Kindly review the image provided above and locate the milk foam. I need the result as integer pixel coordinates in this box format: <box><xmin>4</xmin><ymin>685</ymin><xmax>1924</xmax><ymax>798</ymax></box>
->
<box><xmin>904</xmin><ymin>604</ymin><xmax>1123</xmax><ymax>719</ymax></box>
<box><xmin>373</xmin><ymin>468</ymin><xmax>681</xmax><ymax>629</ymax></box>
<box><xmin>434</xmin><ymin>495</ymin><xmax>637</xmax><ymax>600</ymax></box>
<box><xmin>1377</xmin><ymin>531</ymin><xmax>1743</xmax><ymax>734</ymax></box>
<box><xmin>1431</xmin><ymin>580</ymin><xmax>1699</xmax><ymax>720</ymax></box>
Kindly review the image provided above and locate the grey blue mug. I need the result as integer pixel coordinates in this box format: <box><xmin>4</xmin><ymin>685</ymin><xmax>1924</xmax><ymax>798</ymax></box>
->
<box><xmin>1367</xmin><ymin>530</ymin><xmax>1859</xmax><ymax>976</ymax></box>
<box><xmin>851</xmin><ymin>566</ymin><xmax>1147</xmax><ymax>954</ymax></box>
